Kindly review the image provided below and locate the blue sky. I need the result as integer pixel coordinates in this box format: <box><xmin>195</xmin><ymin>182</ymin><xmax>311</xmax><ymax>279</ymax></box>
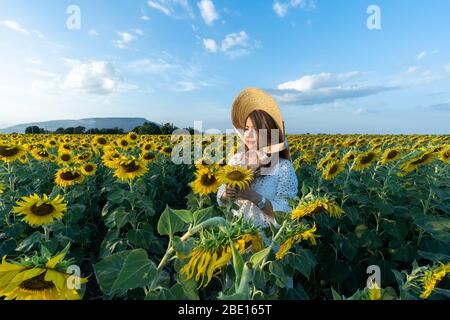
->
<box><xmin>0</xmin><ymin>0</ymin><xmax>449</xmax><ymax>133</ymax></box>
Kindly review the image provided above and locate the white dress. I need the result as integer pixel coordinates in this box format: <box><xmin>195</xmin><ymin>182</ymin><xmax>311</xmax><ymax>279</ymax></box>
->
<box><xmin>216</xmin><ymin>152</ymin><xmax>299</xmax><ymax>229</ymax></box>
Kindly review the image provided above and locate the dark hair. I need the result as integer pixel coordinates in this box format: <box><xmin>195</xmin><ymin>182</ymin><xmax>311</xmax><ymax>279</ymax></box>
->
<box><xmin>245</xmin><ymin>110</ymin><xmax>290</xmax><ymax>168</ymax></box>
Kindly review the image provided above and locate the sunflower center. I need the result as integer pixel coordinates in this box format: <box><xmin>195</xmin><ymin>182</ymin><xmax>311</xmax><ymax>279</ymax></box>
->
<box><xmin>38</xmin><ymin>150</ymin><xmax>49</xmax><ymax>157</ymax></box>
<box><xmin>84</xmin><ymin>165</ymin><xmax>94</xmax><ymax>172</ymax></box>
<box><xmin>97</xmin><ymin>138</ymin><xmax>107</xmax><ymax>145</ymax></box>
<box><xmin>20</xmin><ymin>273</ymin><xmax>55</xmax><ymax>291</ymax></box>
<box><xmin>226</xmin><ymin>171</ymin><xmax>245</xmax><ymax>181</ymax></box>
<box><xmin>61</xmin><ymin>154</ymin><xmax>71</xmax><ymax>161</ymax></box>
<box><xmin>144</xmin><ymin>153</ymin><xmax>156</xmax><ymax>161</ymax></box>
<box><xmin>200</xmin><ymin>174</ymin><xmax>217</xmax><ymax>186</ymax></box>
<box><xmin>410</xmin><ymin>153</ymin><xmax>432</xmax><ymax>165</ymax></box>
<box><xmin>60</xmin><ymin>171</ymin><xmax>81</xmax><ymax>181</ymax></box>
<box><xmin>120</xmin><ymin>140</ymin><xmax>129</xmax><ymax>147</ymax></box>
<box><xmin>0</xmin><ymin>145</ymin><xmax>20</xmax><ymax>157</ymax></box>
<box><xmin>30</xmin><ymin>203</ymin><xmax>55</xmax><ymax>216</ymax></box>
<box><xmin>328</xmin><ymin>164</ymin><xmax>338</xmax><ymax>175</ymax></box>
<box><xmin>387</xmin><ymin>150</ymin><xmax>399</xmax><ymax>159</ymax></box>
<box><xmin>359</xmin><ymin>153</ymin><xmax>375</xmax><ymax>164</ymax></box>
<box><xmin>121</xmin><ymin>161</ymin><xmax>140</xmax><ymax>173</ymax></box>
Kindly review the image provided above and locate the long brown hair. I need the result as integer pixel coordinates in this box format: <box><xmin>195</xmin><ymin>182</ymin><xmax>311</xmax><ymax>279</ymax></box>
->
<box><xmin>245</xmin><ymin>110</ymin><xmax>290</xmax><ymax>168</ymax></box>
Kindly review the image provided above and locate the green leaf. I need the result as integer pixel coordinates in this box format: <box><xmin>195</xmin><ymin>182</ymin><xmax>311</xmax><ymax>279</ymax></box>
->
<box><xmin>114</xmin><ymin>207</ymin><xmax>130</xmax><ymax>229</ymax></box>
<box><xmin>417</xmin><ymin>250</ymin><xmax>450</xmax><ymax>263</ymax></box>
<box><xmin>250</xmin><ymin>248</ymin><xmax>271</xmax><ymax>267</ymax></box>
<box><xmin>414</xmin><ymin>215</ymin><xmax>450</xmax><ymax>243</ymax></box>
<box><xmin>145</xmin><ymin>287</ymin><xmax>175</xmax><ymax>300</ymax></box>
<box><xmin>193</xmin><ymin>206</ymin><xmax>214</xmax><ymax>225</ymax></box>
<box><xmin>172</xmin><ymin>209</ymin><xmax>193</xmax><ymax>224</ymax></box>
<box><xmin>157</xmin><ymin>205</ymin><xmax>187</xmax><ymax>238</ymax></box>
<box><xmin>331</xmin><ymin>287</ymin><xmax>343</xmax><ymax>300</ymax></box>
<box><xmin>15</xmin><ymin>231</ymin><xmax>44</xmax><ymax>252</ymax></box>
<box><xmin>94</xmin><ymin>249</ymin><xmax>157</xmax><ymax>297</ymax></box>
<box><xmin>287</xmin><ymin>248</ymin><xmax>317</xmax><ymax>279</ymax></box>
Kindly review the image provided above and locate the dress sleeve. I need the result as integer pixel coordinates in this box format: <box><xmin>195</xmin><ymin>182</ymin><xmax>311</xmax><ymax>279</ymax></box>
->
<box><xmin>216</xmin><ymin>153</ymin><xmax>242</xmax><ymax>207</ymax></box>
<box><xmin>270</xmin><ymin>160</ymin><xmax>299</xmax><ymax>213</ymax></box>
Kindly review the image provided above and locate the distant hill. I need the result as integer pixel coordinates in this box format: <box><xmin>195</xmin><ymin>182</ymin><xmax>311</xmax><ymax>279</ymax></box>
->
<box><xmin>0</xmin><ymin>117</ymin><xmax>157</xmax><ymax>134</ymax></box>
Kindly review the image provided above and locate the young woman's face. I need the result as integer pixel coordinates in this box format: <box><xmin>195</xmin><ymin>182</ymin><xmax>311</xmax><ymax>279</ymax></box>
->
<box><xmin>244</xmin><ymin>117</ymin><xmax>258</xmax><ymax>150</ymax></box>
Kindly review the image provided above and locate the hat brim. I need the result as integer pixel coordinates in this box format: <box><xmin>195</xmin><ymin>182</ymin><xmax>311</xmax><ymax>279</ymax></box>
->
<box><xmin>231</xmin><ymin>88</ymin><xmax>285</xmax><ymax>137</ymax></box>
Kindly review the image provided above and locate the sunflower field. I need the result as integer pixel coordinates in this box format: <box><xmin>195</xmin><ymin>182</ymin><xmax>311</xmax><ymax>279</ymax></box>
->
<box><xmin>0</xmin><ymin>133</ymin><xmax>449</xmax><ymax>300</ymax></box>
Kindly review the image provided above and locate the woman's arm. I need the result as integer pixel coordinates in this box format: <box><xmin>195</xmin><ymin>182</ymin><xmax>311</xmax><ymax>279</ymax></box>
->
<box><xmin>236</xmin><ymin>188</ymin><xmax>275</xmax><ymax>219</ymax></box>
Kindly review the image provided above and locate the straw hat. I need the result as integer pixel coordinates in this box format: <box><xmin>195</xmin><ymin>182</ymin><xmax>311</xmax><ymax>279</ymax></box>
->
<box><xmin>231</xmin><ymin>87</ymin><xmax>285</xmax><ymax>137</ymax></box>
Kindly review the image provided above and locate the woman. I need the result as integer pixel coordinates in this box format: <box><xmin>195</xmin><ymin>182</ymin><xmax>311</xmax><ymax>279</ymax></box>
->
<box><xmin>217</xmin><ymin>88</ymin><xmax>299</xmax><ymax>231</ymax></box>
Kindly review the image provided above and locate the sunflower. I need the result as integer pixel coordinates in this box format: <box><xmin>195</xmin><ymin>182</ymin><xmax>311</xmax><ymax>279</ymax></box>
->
<box><xmin>0</xmin><ymin>143</ymin><xmax>26</xmax><ymax>163</ymax></box>
<box><xmin>0</xmin><ymin>249</ymin><xmax>87</xmax><ymax>300</ymax></box>
<box><xmin>116</xmin><ymin>137</ymin><xmax>131</xmax><ymax>149</ymax></box>
<box><xmin>380</xmin><ymin>148</ymin><xmax>401</xmax><ymax>165</ymax></box>
<box><xmin>398</xmin><ymin>149</ymin><xmax>437</xmax><ymax>176</ymax></box>
<box><xmin>57</xmin><ymin>152</ymin><xmax>73</xmax><ymax>166</ymax></box>
<box><xmin>343</xmin><ymin>151</ymin><xmax>357</xmax><ymax>164</ymax></box>
<box><xmin>179</xmin><ymin>232</ymin><xmax>262</xmax><ymax>288</ymax></box>
<box><xmin>31</xmin><ymin>148</ymin><xmax>52</xmax><ymax>161</ymax></box>
<box><xmin>438</xmin><ymin>146</ymin><xmax>450</xmax><ymax>163</ymax></box>
<box><xmin>102</xmin><ymin>150</ymin><xmax>122</xmax><ymax>168</ymax></box>
<box><xmin>160</xmin><ymin>146</ymin><xmax>173</xmax><ymax>156</ymax></box>
<box><xmin>322</xmin><ymin>160</ymin><xmax>345</xmax><ymax>180</ymax></box>
<box><xmin>292</xmin><ymin>196</ymin><xmax>343</xmax><ymax>220</ymax></box>
<box><xmin>353</xmin><ymin>151</ymin><xmax>378</xmax><ymax>171</ymax></box>
<box><xmin>93</xmin><ymin>136</ymin><xmax>108</xmax><ymax>146</ymax></box>
<box><xmin>141</xmin><ymin>151</ymin><xmax>157</xmax><ymax>163</ymax></box>
<box><xmin>55</xmin><ymin>168</ymin><xmax>85</xmax><ymax>187</ymax></box>
<box><xmin>275</xmin><ymin>223</ymin><xmax>317</xmax><ymax>260</ymax></box>
<box><xmin>126</xmin><ymin>132</ymin><xmax>139</xmax><ymax>143</ymax></box>
<box><xmin>217</xmin><ymin>165</ymin><xmax>253</xmax><ymax>191</ymax></box>
<box><xmin>113</xmin><ymin>157</ymin><xmax>148</xmax><ymax>181</ymax></box>
<box><xmin>0</xmin><ymin>181</ymin><xmax>4</xmax><ymax>194</ymax></box>
<box><xmin>191</xmin><ymin>169</ymin><xmax>221</xmax><ymax>196</ymax></box>
<box><xmin>13</xmin><ymin>194</ymin><xmax>67</xmax><ymax>226</ymax></box>
<box><xmin>75</xmin><ymin>151</ymin><xmax>93</xmax><ymax>164</ymax></box>
<box><xmin>420</xmin><ymin>263</ymin><xmax>450</xmax><ymax>299</ymax></box>
<box><xmin>80</xmin><ymin>162</ymin><xmax>97</xmax><ymax>176</ymax></box>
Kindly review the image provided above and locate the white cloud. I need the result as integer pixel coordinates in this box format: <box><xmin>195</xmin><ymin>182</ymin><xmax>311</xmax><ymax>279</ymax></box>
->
<box><xmin>273</xmin><ymin>1</ymin><xmax>288</xmax><ymax>17</ymax></box>
<box><xmin>32</xmin><ymin>30</ymin><xmax>45</xmax><ymax>39</ymax></box>
<box><xmin>148</xmin><ymin>0</ymin><xmax>194</xmax><ymax>18</ymax></box>
<box><xmin>273</xmin><ymin>0</ymin><xmax>313</xmax><ymax>17</ymax></box>
<box><xmin>203</xmin><ymin>38</ymin><xmax>218</xmax><ymax>52</ymax></box>
<box><xmin>271</xmin><ymin>72</ymin><xmax>397</xmax><ymax>105</ymax></box>
<box><xmin>445</xmin><ymin>64</ymin><xmax>450</xmax><ymax>72</ymax></box>
<box><xmin>141</xmin><ymin>15</ymin><xmax>150</xmax><ymax>21</ymax></box>
<box><xmin>417</xmin><ymin>51</ymin><xmax>427</xmax><ymax>60</ymax></box>
<box><xmin>64</xmin><ymin>61</ymin><xmax>122</xmax><ymax>95</ymax></box>
<box><xmin>1</xmin><ymin>20</ymin><xmax>30</xmax><ymax>35</ymax></box>
<box><xmin>135</xmin><ymin>29</ymin><xmax>144</xmax><ymax>35</ymax></box>
<box><xmin>25</xmin><ymin>58</ymin><xmax>43</xmax><ymax>65</ymax></box>
<box><xmin>198</xmin><ymin>0</ymin><xmax>219</xmax><ymax>25</ymax></box>
<box><xmin>407</xmin><ymin>66</ymin><xmax>419</xmax><ymax>74</ymax></box>
<box><xmin>353</xmin><ymin>108</ymin><xmax>367</xmax><ymax>116</ymax></box>
<box><xmin>422</xmin><ymin>69</ymin><xmax>433</xmax><ymax>77</ymax></box>
<box><xmin>202</xmin><ymin>31</ymin><xmax>254</xmax><ymax>58</ymax></box>
<box><xmin>148</xmin><ymin>0</ymin><xmax>172</xmax><ymax>15</ymax></box>
<box><xmin>89</xmin><ymin>29</ymin><xmax>99</xmax><ymax>36</ymax></box>
<box><xmin>221</xmin><ymin>31</ymin><xmax>248</xmax><ymax>51</ymax></box>
<box><xmin>113</xmin><ymin>31</ymin><xmax>136</xmax><ymax>49</ymax></box>
<box><xmin>128</xmin><ymin>58</ymin><xmax>177</xmax><ymax>74</ymax></box>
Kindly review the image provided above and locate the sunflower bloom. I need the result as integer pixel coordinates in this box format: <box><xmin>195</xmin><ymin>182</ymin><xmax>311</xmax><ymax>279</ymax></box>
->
<box><xmin>380</xmin><ymin>148</ymin><xmax>401</xmax><ymax>165</ymax></box>
<box><xmin>113</xmin><ymin>157</ymin><xmax>148</xmax><ymax>181</ymax></box>
<box><xmin>275</xmin><ymin>223</ymin><xmax>317</xmax><ymax>260</ymax></box>
<box><xmin>291</xmin><ymin>196</ymin><xmax>343</xmax><ymax>220</ymax></box>
<box><xmin>0</xmin><ymin>251</ymin><xmax>87</xmax><ymax>300</ymax></box>
<box><xmin>191</xmin><ymin>169</ymin><xmax>221</xmax><ymax>196</ymax></box>
<box><xmin>13</xmin><ymin>194</ymin><xmax>67</xmax><ymax>227</ymax></box>
<box><xmin>0</xmin><ymin>143</ymin><xmax>26</xmax><ymax>163</ymax></box>
<box><xmin>217</xmin><ymin>165</ymin><xmax>253</xmax><ymax>191</ymax></box>
<box><xmin>322</xmin><ymin>160</ymin><xmax>345</xmax><ymax>180</ymax></box>
<box><xmin>180</xmin><ymin>233</ymin><xmax>262</xmax><ymax>288</ymax></box>
<box><xmin>55</xmin><ymin>168</ymin><xmax>85</xmax><ymax>187</ymax></box>
<box><xmin>80</xmin><ymin>162</ymin><xmax>97</xmax><ymax>176</ymax></box>
<box><xmin>353</xmin><ymin>151</ymin><xmax>378</xmax><ymax>171</ymax></box>
<box><xmin>420</xmin><ymin>263</ymin><xmax>450</xmax><ymax>299</ymax></box>
<box><xmin>438</xmin><ymin>146</ymin><xmax>450</xmax><ymax>163</ymax></box>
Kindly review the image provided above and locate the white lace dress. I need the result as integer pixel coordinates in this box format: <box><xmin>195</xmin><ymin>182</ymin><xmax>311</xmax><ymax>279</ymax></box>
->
<box><xmin>216</xmin><ymin>152</ymin><xmax>299</xmax><ymax>229</ymax></box>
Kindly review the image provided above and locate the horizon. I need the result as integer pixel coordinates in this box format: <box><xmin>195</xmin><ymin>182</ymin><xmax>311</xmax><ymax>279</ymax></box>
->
<box><xmin>1</xmin><ymin>0</ymin><xmax>449</xmax><ymax>134</ymax></box>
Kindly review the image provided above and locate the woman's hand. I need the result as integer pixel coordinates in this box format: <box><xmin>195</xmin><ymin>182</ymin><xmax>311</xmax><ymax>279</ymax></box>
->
<box><xmin>236</xmin><ymin>188</ymin><xmax>259</xmax><ymax>203</ymax></box>
<box><xmin>221</xmin><ymin>186</ymin><xmax>238</xmax><ymax>201</ymax></box>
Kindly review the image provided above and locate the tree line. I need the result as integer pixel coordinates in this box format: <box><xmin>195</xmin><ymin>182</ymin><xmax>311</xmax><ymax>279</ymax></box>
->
<box><xmin>24</xmin><ymin>122</ymin><xmax>200</xmax><ymax>135</ymax></box>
